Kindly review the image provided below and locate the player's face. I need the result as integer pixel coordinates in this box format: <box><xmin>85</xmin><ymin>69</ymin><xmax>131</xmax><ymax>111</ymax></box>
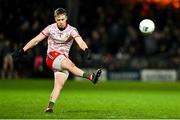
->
<box><xmin>55</xmin><ymin>14</ymin><xmax>67</xmax><ymax>28</ymax></box>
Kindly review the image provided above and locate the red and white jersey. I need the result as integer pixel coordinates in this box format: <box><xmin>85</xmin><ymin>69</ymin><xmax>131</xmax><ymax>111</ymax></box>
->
<box><xmin>41</xmin><ymin>23</ymin><xmax>80</xmax><ymax>57</ymax></box>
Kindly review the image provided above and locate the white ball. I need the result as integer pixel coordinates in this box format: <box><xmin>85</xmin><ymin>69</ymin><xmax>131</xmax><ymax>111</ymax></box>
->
<box><xmin>139</xmin><ymin>19</ymin><xmax>155</xmax><ymax>34</ymax></box>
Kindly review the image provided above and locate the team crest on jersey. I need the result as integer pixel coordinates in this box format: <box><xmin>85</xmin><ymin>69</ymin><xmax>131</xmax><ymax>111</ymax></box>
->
<box><xmin>59</xmin><ymin>34</ymin><xmax>70</xmax><ymax>42</ymax></box>
<box><xmin>63</xmin><ymin>34</ymin><xmax>70</xmax><ymax>41</ymax></box>
<box><xmin>53</xmin><ymin>33</ymin><xmax>71</xmax><ymax>44</ymax></box>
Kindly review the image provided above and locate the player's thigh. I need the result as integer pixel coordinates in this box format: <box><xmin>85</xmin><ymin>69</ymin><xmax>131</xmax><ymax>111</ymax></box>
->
<box><xmin>61</xmin><ymin>57</ymin><xmax>75</xmax><ymax>69</ymax></box>
<box><xmin>48</xmin><ymin>54</ymin><xmax>75</xmax><ymax>71</ymax></box>
<box><xmin>51</xmin><ymin>55</ymin><xmax>66</xmax><ymax>71</ymax></box>
<box><xmin>54</xmin><ymin>70</ymin><xmax>69</xmax><ymax>86</ymax></box>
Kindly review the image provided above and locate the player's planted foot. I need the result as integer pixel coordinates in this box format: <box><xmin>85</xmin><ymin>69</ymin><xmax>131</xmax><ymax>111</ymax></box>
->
<box><xmin>45</xmin><ymin>101</ymin><xmax>54</xmax><ymax>113</ymax></box>
<box><xmin>45</xmin><ymin>108</ymin><xmax>53</xmax><ymax>113</ymax></box>
<box><xmin>91</xmin><ymin>69</ymin><xmax>102</xmax><ymax>84</ymax></box>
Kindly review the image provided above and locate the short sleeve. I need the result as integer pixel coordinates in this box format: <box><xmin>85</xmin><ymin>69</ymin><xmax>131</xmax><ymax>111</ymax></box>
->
<box><xmin>71</xmin><ymin>28</ymin><xmax>80</xmax><ymax>39</ymax></box>
<box><xmin>41</xmin><ymin>25</ymin><xmax>50</xmax><ymax>36</ymax></box>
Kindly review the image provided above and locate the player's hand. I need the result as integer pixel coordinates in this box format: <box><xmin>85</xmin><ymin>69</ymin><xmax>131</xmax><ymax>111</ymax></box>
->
<box><xmin>12</xmin><ymin>48</ymin><xmax>25</xmax><ymax>60</ymax></box>
<box><xmin>84</xmin><ymin>48</ymin><xmax>91</xmax><ymax>61</ymax></box>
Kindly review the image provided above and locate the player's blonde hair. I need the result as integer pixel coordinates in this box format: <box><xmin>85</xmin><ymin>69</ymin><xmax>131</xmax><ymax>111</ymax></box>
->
<box><xmin>54</xmin><ymin>8</ymin><xmax>67</xmax><ymax>17</ymax></box>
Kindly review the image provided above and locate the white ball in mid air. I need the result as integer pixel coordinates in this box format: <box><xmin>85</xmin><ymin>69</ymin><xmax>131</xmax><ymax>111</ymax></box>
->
<box><xmin>139</xmin><ymin>19</ymin><xmax>155</xmax><ymax>34</ymax></box>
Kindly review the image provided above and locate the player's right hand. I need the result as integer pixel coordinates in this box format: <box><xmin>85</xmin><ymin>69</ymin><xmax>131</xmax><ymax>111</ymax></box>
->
<box><xmin>12</xmin><ymin>48</ymin><xmax>25</xmax><ymax>59</ymax></box>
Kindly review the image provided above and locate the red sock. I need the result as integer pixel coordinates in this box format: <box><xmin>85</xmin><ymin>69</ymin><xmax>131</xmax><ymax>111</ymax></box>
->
<box><xmin>82</xmin><ymin>72</ymin><xmax>92</xmax><ymax>80</ymax></box>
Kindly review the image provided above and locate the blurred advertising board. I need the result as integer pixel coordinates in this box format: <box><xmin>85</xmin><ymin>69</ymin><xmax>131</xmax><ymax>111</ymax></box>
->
<box><xmin>141</xmin><ymin>69</ymin><xmax>177</xmax><ymax>82</ymax></box>
<box><xmin>107</xmin><ymin>70</ymin><xmax>140</xmax><ymax>80</ymax></box>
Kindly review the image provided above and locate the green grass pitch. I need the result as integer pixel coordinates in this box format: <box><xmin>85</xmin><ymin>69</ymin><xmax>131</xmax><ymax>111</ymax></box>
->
<box><xmin>0</xmin><ymin>79</ymin><xmax>180</xmax><ymax>119</ymax></box>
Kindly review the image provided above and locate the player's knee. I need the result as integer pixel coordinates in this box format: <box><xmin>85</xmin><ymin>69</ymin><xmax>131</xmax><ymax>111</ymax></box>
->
<box><xmin>54</xmin><ymin>71</ymin><xmax>69</xmax><ymax>88</ymax></box>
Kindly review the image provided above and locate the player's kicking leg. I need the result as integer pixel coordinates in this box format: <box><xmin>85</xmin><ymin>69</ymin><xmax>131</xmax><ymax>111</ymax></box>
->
<box><xmin>61</xmin><ymin>57</ymin><xmax>102</xmax><ymax>84</ymax></box>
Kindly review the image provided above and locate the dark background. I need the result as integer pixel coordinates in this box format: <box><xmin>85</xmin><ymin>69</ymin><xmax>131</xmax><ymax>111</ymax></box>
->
<box><xmin>0</xmin><ymin>0</ymin><xmax>179</xmax><ymax>78</ymax></box>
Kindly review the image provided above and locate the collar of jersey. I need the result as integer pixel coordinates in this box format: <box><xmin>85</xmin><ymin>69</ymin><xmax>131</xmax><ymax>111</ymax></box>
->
<box><xmin>57</xmin><ymin>23</ymin><xmax>68</xmax><ymax>31</ymax></box>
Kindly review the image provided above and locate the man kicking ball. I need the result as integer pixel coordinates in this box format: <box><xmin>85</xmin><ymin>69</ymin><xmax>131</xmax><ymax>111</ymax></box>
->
<box><xmin>13</xmin><ymin>8</ymin><xmax>102</xmax><ymax>113</ymax></box>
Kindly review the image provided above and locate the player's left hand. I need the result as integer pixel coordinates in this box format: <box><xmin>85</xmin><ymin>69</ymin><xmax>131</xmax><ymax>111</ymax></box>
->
<box><xmin>84</xmin><ymin>48</ymin><xmax>91</xmax><ymax>61</ymax></box>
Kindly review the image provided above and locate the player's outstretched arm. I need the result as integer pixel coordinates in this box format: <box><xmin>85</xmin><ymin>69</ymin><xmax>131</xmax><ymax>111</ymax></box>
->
<box><xmin>74</xmin><ymin>36</ymin><xmax>91</xmax><ymax>60</ymax></box>
<box><xmin>23</xmin><ymin>33</ymin><xmax>46</xmax><ymax>52</ymax></box>
<box><xmin>74</xmin><ymin>36</ymin><xmax>88</xmax><ymax>50</ymax></box>
<box><xmin>12</xmin><ymin>33</ymin><xmax>46</xmax><ymax>58</ymax></box>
